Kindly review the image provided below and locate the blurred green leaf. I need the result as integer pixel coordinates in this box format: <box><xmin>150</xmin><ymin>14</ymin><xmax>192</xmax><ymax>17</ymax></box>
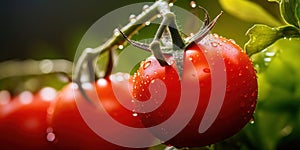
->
<box><xmin>245</xmin><ymin>24</ymin><xmax>281</xmax><ymax>56</ymax></box>
<box><xmin>244</xmin><ymin>38</ymin><xmax>300</xmax><ymax>150</ymax></box>
<box><xmin>277</xmin><ymin>0</ymin><xmax>300</xmax><ymax>27</ymax></box>
<box><xmin>245</xmin><ymin>24</ymin><xmax>300</xmax><ymax>56</ymax></box>
<box><xmin>219</xmin><ymin>0</ymin><xmax>281</xmax><ymax>26</ymax></box>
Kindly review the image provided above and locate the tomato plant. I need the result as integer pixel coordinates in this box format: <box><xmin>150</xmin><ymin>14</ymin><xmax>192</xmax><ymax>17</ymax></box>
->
<box><xmin>48</xmin><ymin>73</ymin><xmax>147</xmax><ymax>150</ymax></box>
<box><xmin>0</xmin><ymin>88</ymin><xmax>57</xmax><ymax>150</ymax></box>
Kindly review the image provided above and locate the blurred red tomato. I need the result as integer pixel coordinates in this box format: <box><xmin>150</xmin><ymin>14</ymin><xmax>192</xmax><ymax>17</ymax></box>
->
<box><xmin>48</xmin><ymin>73</ymin><xmax>149</xmax><ymax>150</ymax></box>
<box><xmin>0</xmin><ymin>87</ymin><xmax>57</xmax><ymax>150</ymax></box>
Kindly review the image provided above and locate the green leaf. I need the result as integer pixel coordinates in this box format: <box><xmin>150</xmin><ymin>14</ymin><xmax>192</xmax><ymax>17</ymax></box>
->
<box><xmin>245</xmin><ymin>25</ymin><xmax>282</xmax><ymax>56</ymax></box>
<box><xmin>278</xmin><ymin>0</ymin><xmax>300</xmax><ymax>27</ymax></box>
<box><xmin>219</xmin><ymin>0</ymin><xmax>281</xmax><ymax>26</ymax></box>
<box><xmin>245</xmin><ymin>24</ymin><xmax>300</xmax><ymax>56</ymax></box>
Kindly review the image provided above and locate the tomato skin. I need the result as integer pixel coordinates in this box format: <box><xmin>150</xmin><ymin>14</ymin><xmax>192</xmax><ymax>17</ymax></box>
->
<box><xmin>49</xmin><ymin>73</ymin><xmax>147</xmax><ymax>150</ymax></box>
<box><xmin>132</xmin><ymin>34</ymin><xmax>258</xmax><ymax>148</ymax></box>
<box><xmin>0</xmin><ymin>89</ymin><xmax>56</xmax><ymax>150</ymax></box>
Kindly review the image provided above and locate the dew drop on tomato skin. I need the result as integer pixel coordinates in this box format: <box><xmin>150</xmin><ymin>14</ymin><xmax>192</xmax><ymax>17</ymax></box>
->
<box><xmin>211</xmin><ymin>42</ymin><xmax>218</xmax><ymax>47</ymax></box>
<box><xmin>46</xmin><ymin>127</ymin><xmax>56</xmax><ymax>142</ymax></box>
<box><xmin>142</xmin><ymin>61</ymin><xmax>151</xmax><ymax>70</ymax></box>
<box><xmin>203</xmin><ymin>68</ymin><xmax>210</xmax><ymax>73</ymax></box>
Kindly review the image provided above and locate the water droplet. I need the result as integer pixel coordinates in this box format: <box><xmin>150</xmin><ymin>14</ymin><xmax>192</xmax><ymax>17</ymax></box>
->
<box><xmin>245</xmin><ymin>65</ymin><xmax>249</xmax><ymax>69</ymax></box>
<box><xmin>142</xmin><ymin>61</ymin><xmax>151</xmax><ymax>69</ymax></box>
<box><xmin>228</xmin><ymin>39</ymin><xmax>236</xmax><ymax>44</ymax></box>
<box><xmin>168</xmin><ymin>59</ymin><xmax>175</xmax><ymax>65</ymax></box>
<box><xmin>97</xmin><ymin>79</ymin><xmax>108</xmax><ymax>87</ymax></box>
<box><xmin>129</xmin><ymin>14</ymin><xmax>136</xmax><ymax>20</ymax></box>
<box><xmin>213</xmin><ymin>33</ymin><xmax>219</xmax><ymax>38</ymax></box>
<box><xmin>243</xmin><ymin>94</ymin><xmax>248</xmax><ymax>98</ymax></box>
<box><xmin>46</xmin><ymin>132</ymin><xmax>55</xmax><ymax>142</ymax></box>
<box><xmin>249</xmin><ymin>117</ymin><xmax>255</xmax><ymax>124</ymax></box>
<box><xmin>211</xmin><ymin>42</ymin><xmax>218</xmax><ymax>47</ymax></box>
<box><xmin>56</xmin><ymin>73</ymin><xmax>70</xmax><ymax>83</ymax></box>
<box><xmin>281</xmin><ymin>125</ymin><xmax>293</xmax><ymax>136</ymax></box>
<box><xmin>264</xmin><ymin>57</ymin><xmax>271</xmax><ymax>62</ymax></box>
<box><xmin>189</xmin><ymin>57</ymin><xmax>193</xmax><ymax>61</ymax></box>
<box><xmin>145</xmin><ymin>21</ymin><xmax>150</xmax><ymax>26</ymax></box>
<box><xmin>238</xmin><ymin>72</ymin><xmax>242</xmax><ymax>76</ymax></box>
<box><xmin>142</xmin><ymin>5</ymin><xmax>149</xmax><ymax>10</ymax></box>
<box><xmin>129</xmin><ymin>14</ymin><xmax>136</xmax><ymax>23</ymax></box>
<box><xmin>118</xmin><ymin>45</ymin><xmax>124</xmax><ymax>50</ymax></box>
<box><xmin>151</xmin><ymin>80</ymin><xmax>155</xmax><ymax>84</ymax></box>
<box><xmin>113</xmin><ymin>28</ymin><xmax>120</xmax><ymax>36</ymax></box>
<box><xmin>157</xmin><ymin>14</ymin><xmax>162</xmax><ymax>18</ymax></box>
<box><xmin>46</xmin><ymin>127</ymin><xmax>56</xmax><ymax>142</ymax></box>
<box><xmin>132</xmin><ymin>113</ymin><xmax>138</xmax><ymax>117</ymax></box>
<box><xmin>265</xmin><ymin>51</ymin><xmax>275</xmax><ymax>57</ymax></box>
<box><xmin>190</xmin><ymin>1</ymin><xmax>197</xmax><ymax>8</ymax></box>
<box><xmin>203</xmin><ymin>68</ymin><xmax>210</xmax><ymax>73</ymax></box>
<box><xmin>169</xmin><ymin>3</ymin><xmax>174</xmax><ymax>7</ymax></box>
<box><xmin>71</xmin><ymin>83</ymin><xmax>79</xmax><ymax>90</ymax></box>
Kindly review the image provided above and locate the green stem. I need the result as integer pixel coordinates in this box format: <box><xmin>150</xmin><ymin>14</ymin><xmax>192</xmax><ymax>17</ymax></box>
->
<box><xmin>73</xmin><ymin>0</ymin><xmax>173</xmax><ymax>83</ymax></box>
<box><xmin>0</xmin><ymin>59</ymin><xmax>73</xmax><ymax>80</ymax></box>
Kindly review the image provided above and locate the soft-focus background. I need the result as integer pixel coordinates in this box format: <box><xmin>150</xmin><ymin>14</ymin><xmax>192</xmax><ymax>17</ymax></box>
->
<box><xmin>0</xmin><ymin>0</ymin><xmax>279</xmax><ymax>61</ymax></box>
<box><xmin>1</xmin><ymin>0</ymin><xmax>299</xmax><ymax>150</ymax></box>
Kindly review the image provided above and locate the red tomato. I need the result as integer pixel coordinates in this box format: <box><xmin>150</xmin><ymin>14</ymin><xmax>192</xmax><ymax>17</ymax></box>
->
<box><xmin>0</xmin><ymin>87</ymin><xmax>57</xmax><ymax>150</ymax></box>
<box><xmin>48</xmin><ymin>73</ymin><xmax>149</xmax><ymax>150</ymax></box>
<box><xmin>132</xmin><ymin>34</ymin><xmax>258</xmax><ymax>148</ymax></box>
